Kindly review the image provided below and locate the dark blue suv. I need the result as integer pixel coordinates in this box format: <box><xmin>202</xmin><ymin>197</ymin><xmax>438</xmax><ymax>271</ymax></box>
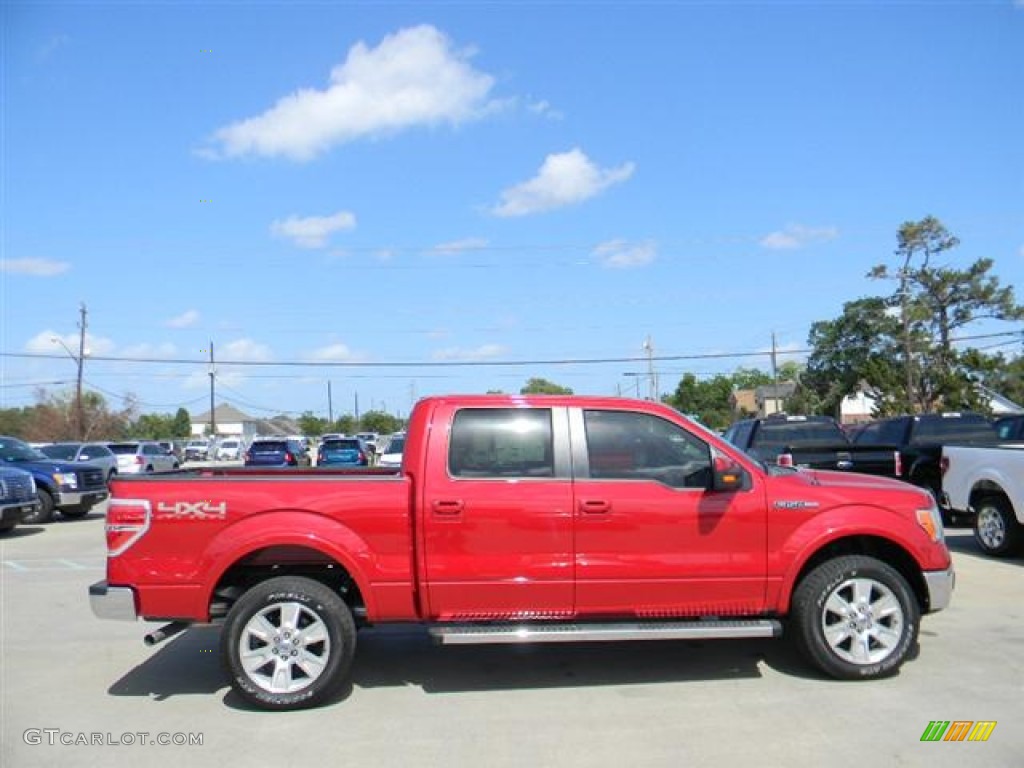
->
<box><xmin>243</xmin><ymin>438</ymin><xmax>311</xmax><ymax>468</ymax></box>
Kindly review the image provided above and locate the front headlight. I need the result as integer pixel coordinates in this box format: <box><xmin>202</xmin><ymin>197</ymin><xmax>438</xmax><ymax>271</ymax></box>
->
<box><xmin>52</xmin><ymin>472</ymin><xmax>79</xmax><ymax>489</ymax></box>
<box><xmin>916</xmin><ymin>497</ymin><xmax>944</xmax><ymax>543</ymax></box>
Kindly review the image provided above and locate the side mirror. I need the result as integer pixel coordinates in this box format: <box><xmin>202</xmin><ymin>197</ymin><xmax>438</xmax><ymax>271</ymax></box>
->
<box><xmin>711</xmin><ymin>455</ymin><xmax>748</xmax><ymax>492</ymax></box>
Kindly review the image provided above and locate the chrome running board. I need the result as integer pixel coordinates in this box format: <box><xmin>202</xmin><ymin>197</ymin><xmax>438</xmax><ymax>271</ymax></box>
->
<box><xmin>429</xmin><ymin>619</ymin><xmax>781</xmax><ymax>645</ymax></box>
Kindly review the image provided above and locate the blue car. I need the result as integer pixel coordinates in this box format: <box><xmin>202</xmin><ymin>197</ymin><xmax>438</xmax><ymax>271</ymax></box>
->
<box><xmin>317</xmin><ymin>437</ymin><xmax>369</xmax><ymax>467</ymax></box>
<box><xmin>243</xmin><ymin>438</ymin><xmax>311</xmax><ymax>468</ymax></box>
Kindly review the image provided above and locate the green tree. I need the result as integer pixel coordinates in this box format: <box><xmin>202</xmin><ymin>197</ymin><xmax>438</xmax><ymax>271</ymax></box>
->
<box><xmin>333</xmin><ymin>414</ymin><xmax>357</xmax><ymax>435</ymax></box>
<box><xmin>298</xmin><ymin>411</ymin><xmax>330</xmax><ymax>437</ymax></box>
<box><xmin>869</xmin><ymin>216</ymin><xmax>1024</xmax><ymax>412</ymax></box>
<box><xmin>520</xmin><ymin>378</ymin><xmax>573</xmax><ymax>395</ymax></box>
<box><xmin>731</xmin><ymin>367</ymin><xmax>774</xmax><ymax>390</ymax></box>
<box><xmin>800</xmin><ymin>297</ymin><xmax>905</xmax><ymax>416</ymax></box>
<box><xmin>360</xmin><ymin>410</ymin><xmax>404</xmax><ymax>435</ymax></box>
<box><xmin>663</xmin><ymin>374</ymin><xmax>735</xmax><ymax>430</ymax></box>
<box><xmin>172</xmin><ymin>408</ymin><xmax>192</xmax><ymax>438</ymax></box>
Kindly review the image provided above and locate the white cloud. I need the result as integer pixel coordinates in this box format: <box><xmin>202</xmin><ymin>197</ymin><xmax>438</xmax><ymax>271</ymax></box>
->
<box><xmin>166</xmin><ymin>309</ymin><xmax>200</xmax><ymax>328</ymax></box>
<box><xmin>527</xmin><ymin>99</ymin><xmax>563</xmax><ymax>120</ymax></box>
<box><xmin>1</xmin><ymin>258</ymin><xmax>71</xmax><ymax>277</ymax></box>
<box><xmin>311</xmin><ymin>343</ymin><xmax>355</xmax><ymax>362</ymax></box>
<box><xmin>272</xmin><ymin>211</ymin><xmax>356</xmax><ymax>248</ymax></box>
<box><xmin>205</xmin><ymin>25</ymin><xmax>501</xmax><ymax>161</ymax></box>
<box><xmin>491</xmin><ymin>148</ymin><xmax>635</xmax><ymax>217</ymax></box>
<box><xmin>219</xmin><ymin>338</ymin><xmax>272</xmax><ymax>362</ymax></box>
<box><xmin>759</xmin><ymin>225</ymin><xmax>839</xmax><ymax>250</ymax></box>
<box><xmin>593</xmin><ymin>239</ymin><xmax>657</xmax><ymax>269</ymax></box>
<box><xmin>432</xmin><ymin>344</ymin><xmax>507</xmax><ymax>361</ymax></box>
<box><xmin>431</xmin><ymin>237</ymin><xmax>489</xmax><ymax>256</ymax></box>
<box><xmin>26</xmin><ymin>330</ymin><xmax>115</xmax><ymax>357</ymax></box>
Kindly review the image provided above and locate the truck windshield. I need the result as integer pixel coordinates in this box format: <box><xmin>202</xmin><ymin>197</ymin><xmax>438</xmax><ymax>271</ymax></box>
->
<box><xmin>0</xmin><ymin>439</ymin><xmax>48</xmax><ymax>462</ymax></box>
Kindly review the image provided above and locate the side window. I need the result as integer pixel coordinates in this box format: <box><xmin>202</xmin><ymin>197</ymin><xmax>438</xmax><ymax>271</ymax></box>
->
<box><xmin>878</xmin><ymin>419</ymin><xmax>907</xmax><ymax>445</ymax></box>
<box><xmin>725</xmin><ymin>421</ymin><xmax>753</xmax><ymax>449</ymax></box>
<box><xmin>583</xmin><ymin>410</ymin><xmax>711</xmax><ymax>489</ymax></box>
<box><xmin>449</xmin><ymin>409</ymin><xmax>554</xmax><ymax>479</ymax></box>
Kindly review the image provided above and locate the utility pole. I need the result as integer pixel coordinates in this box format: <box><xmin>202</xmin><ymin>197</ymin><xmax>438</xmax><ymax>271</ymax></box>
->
<box><xmin>327</xmin><ymin>381</ymin><xmax>334</xmax><ymax>423</ymax></box>
<box><xmin>354</xmin><ymin>392</ymin><xmax>360</xmax><ymax>423</ymax></box>
<box><xmin>75</xmin><ymin>303</ymin><xmax>87</xmax><ymax>440</ymax></box>
<box><xmin>208</xmin><ymin>341</ymin><xmax>216</xmax><ymax>436</ymax></box>
<box><xmin>771</xmin><ymin>331</ymin><xmax>779</xmax><ymax>414</ymax></box>
<box><xmin>643</xmin><ymin>335</ymin><xmax>658</xmax><ymax>401</ymax></box>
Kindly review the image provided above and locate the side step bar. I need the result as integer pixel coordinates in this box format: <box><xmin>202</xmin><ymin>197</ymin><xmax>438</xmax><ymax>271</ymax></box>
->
<box><xmin>430</xmin><ymin>619</ymin><xmax>782</xmax><ymax>645</ymax></box>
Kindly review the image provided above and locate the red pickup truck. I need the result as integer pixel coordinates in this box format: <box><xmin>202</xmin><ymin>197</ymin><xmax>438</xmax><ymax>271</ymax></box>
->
<box><xmin>90</xmin><ymin>395</ymin><xmax>954</xmax><ymax>710</ymax></box>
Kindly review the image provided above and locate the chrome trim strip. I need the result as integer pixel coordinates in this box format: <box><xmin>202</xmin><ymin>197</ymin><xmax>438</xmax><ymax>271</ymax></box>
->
<box><xmin>430</xmin><ymin>619</ymin><xmax>781</xmax><ymax>645</ymax></box>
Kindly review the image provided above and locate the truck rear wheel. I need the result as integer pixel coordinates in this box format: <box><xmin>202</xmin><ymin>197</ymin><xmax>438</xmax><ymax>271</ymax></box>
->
<box><xmin>973</xmin><ymin>495</ymin><xmax>1020</xmax><ymax>557</ymax></box>
<box><xmin>222</xmin><ymin>576</ymin><xmax>356</xmax><ymax>710</ymax></box>
<box><xmin>791</xmin><ymin>555</ymin><xmax>919</xmax><ymax>680</ymax></box>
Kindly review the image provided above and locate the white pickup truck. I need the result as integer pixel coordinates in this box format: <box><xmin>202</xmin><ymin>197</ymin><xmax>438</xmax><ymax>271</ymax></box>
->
<box><xmin>941</xmin><ymin>444</ymin><xmax>1024</xmax><ymax>557</ymax></box>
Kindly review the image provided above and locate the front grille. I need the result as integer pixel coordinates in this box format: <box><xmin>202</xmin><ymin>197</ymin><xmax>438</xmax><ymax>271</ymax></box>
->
<box><xmin>1</xmin><ymin>474</ymin><xmax>36</xmax><ymax>503</ymax></box>
<box><xmin>78</xmin><ymin>468</ymin><xmax>106</xmax><ymax>489</ymax></box>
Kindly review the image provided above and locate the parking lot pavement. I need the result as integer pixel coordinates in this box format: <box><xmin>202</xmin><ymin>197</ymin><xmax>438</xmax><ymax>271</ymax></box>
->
<box><xmin>2</xmin><ymin>512</ymin><xmax>1022</xmax><ymax>768</ymax></box>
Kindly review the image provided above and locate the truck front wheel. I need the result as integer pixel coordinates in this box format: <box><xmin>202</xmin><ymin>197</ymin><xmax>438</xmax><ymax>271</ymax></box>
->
<box><xmin>791</xmin><ymin>555</ymin><xmax>919</xmax><ymax>680</ymax></box>
<box><xmin>222</xmin><ymin>576</ymin><xmax>356</xmax><ymax>710</ymax></box>
<box><xmin>973</xmin><ymin>494</ymin><xmax>1020</xmax><ymax>557</ymax></box>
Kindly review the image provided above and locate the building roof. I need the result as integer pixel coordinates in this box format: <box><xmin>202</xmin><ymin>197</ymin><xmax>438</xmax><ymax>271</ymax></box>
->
<box><xmin>191</xmin><ymin>403</ymin><xmax>255</xmax><ymax>424</ymax></box>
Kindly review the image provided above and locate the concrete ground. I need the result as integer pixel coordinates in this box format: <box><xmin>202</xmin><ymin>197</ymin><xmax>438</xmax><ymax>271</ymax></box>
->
<box><xmin>1</xmin><ymin>508</ymin><xmax>1021</xmax><ymax>768</ymax></box>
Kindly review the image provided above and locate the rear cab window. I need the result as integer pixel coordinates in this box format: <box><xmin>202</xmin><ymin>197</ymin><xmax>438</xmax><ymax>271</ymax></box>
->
<box><xmin>448</xmin><ymin>408</ymin><xmax>554</xmax><ymax>478</ymax></box>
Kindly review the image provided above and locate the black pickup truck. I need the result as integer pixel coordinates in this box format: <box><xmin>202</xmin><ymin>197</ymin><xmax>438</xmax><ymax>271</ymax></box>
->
<box><xmin>850</xmin><ymin>412</ymin><xmax>999</xmax><ymax>512</ymax></box>
<box><xmin>723</xmin><ymin>415</ymin><xmax>899</xmax><ymax>476</ymax></box>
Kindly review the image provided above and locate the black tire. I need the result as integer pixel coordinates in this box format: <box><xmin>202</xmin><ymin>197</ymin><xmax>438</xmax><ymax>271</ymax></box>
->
<box><xmin>221</xmin><ymin>576</ymin><xmax>355</xmax><ymax>711</ymax></box>
<box><xmin>59</xmin><ymin>505</ymin><xmax>91</xmax><ymax>520</ymax></box>
<box><xmin>973</xmin><ymin>494</ymin><xmax>1021</xmax><ymax>557</ymax></box>
<box><xmin>0</xmin><ymin>521</ymin><xmax>17</xmax><ymax>534</ymax></box>
<box><xmin>791</xmin><ymin>555</ymin><xmax>919</xmax><ymax>680</ymax></box>
<box><xmin>24</xmin><ymin>488</ymin><xmax>55</xmax><ymax>525</ymax></box>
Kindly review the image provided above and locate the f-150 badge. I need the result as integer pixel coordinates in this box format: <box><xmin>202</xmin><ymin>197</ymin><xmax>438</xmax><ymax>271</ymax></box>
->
<box><xmin>156</xmin><ymin>501</ymin><xmax>228</xmax><ymax>520</ymax></box>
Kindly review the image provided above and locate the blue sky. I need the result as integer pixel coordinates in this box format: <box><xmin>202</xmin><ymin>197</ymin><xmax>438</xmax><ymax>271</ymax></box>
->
<box><xmin>2</xmin><ymin>1</ymin><xmax>1022</xmax><ymax>423</ymax></box>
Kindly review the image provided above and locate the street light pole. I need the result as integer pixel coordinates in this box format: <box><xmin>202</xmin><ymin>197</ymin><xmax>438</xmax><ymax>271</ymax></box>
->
<box><xmin>76</xmin><ymin>303</ymin><xmax>87</xmax><ymax>439</ymax></box>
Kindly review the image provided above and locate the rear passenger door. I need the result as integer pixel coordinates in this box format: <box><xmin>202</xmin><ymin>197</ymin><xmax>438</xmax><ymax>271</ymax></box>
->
<box><xmin>421</xmin><ymin>405</ymin><xmax>575</xmax><ymax>620</ymax></box>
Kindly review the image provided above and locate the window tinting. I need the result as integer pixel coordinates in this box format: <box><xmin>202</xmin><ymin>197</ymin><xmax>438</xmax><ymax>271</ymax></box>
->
<box><xmin>584</xmin><ymin>410</ymin><xmax>711</xmax><ymax>489</ymax></box>
<box><xmin>449</xmin><ymin>409</ymin><xmax>553</xmax><ymax>478</ymax></box>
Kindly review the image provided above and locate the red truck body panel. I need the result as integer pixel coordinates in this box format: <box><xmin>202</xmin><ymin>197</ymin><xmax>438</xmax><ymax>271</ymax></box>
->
<box><xmin>102</xmin><ymin>395</ymin><xmax>952</xmax><ymax>625</ymax></box>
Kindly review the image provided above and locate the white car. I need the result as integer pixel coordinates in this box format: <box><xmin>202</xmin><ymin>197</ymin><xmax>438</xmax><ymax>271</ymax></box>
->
<box><xmin>376</xmin><ymin>434</ymin><xmax>405</xmax><ymax>468</ymax></box>
<box><xmin>216</xmin><ymin>438</ymin><xmax>243</xmax><ymax>461</ymax></box>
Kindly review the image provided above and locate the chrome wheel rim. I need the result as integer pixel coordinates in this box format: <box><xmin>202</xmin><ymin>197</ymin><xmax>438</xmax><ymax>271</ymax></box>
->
<box><xmin>977</xmin><ymin>506</ymin><xmax>1006</xmax><ymax>550</ymax></box>
<box><xmin>239</xmin><ymin>601</ymin><xmax>331</xmax><ymax>694</ymax></box>
<box><xmin>821</xmin><ymin>577</ymin><xmax>904</xmax><ymax>665</ymax></box>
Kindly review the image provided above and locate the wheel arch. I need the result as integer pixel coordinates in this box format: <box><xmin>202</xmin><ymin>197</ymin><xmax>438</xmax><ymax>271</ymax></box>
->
<box><xmin>783</xmin><ymin>535</ymin><xmax>929</xmax><ymax>615</ymax></box>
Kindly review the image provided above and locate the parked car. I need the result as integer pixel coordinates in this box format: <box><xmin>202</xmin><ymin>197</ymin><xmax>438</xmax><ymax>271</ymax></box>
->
<box><xmin>0</xmin><ymin>465</ymin><xmax>41</xmax><ymax>534</ymax></box>
<box><xmin>244</xmin><ymin>438</ymin><xmax>311</xmax><ymax>467</ymax></box>
<box><xmin>38</xmin><ymin>442</ymin><xmax>119</xmax><ymax>482</ymax></box>
<box><xmin>0</xmin><ymin>435</ymin><xmax>109</xmax><ymax>523</ymax></box>
<box><xmin>941</xmin><ymin>443</ymin><xmax>1024</xmax><ymax>556</ymax></box>
<box><xmin>107</xmin><ymin>441</ymin><xmax>181</xmax><ymax>474</ymax></box>
<box><xmin>183</xmin><ymin>439</ymin><xmax>210</xmax><ymax>462</ymax></box>
<box><xmin>376</xmin><ymin>434</ymin><xmax>405</xmax><ymax>468</ymax></box>
<box><xmin>316</xmin><ymin>437</ymin><xmax>369</xmax><ymax>467</ymax></box>
<box><xmin>216</xmin><ymin>438</ymin><xmax>243</xmax><ymax>461</ymax></box>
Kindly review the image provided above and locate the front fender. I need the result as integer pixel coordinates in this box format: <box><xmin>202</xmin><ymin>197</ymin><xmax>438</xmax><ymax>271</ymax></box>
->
<box><xmin>771</xmin><ymin>504</ymin><xmax>944</xmax><ymax>614</ymax></box>
<box><xmin>200</xmin><ymin>510</ymin><xmax>379</xmax><ymax>619</ymax></box>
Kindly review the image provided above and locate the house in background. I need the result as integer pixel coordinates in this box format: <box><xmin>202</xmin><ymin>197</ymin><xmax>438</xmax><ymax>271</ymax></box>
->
<box><xmin>190</xmin><ymin>403</ymin><xmax>260</xmax><ymax>441</ymax></box>
<box><xmin>755</xmin><ymin>382</ymin><xmax>796</xmax><ymax>417</ymax></box>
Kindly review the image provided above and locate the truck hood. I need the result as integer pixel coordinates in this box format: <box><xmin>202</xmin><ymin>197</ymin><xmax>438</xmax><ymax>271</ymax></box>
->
<box><xmin>766</xmin><ymin>466</ymin><xmax>931</xmax><ymax>508</ymax></box>
<box><xmin>9</xmin><ymin>458</ymin><xmax>81</xmax><ymax>474</ymax></box>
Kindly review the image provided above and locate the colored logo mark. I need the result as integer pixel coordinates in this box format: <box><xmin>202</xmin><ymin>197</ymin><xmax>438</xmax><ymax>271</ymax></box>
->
<box><xmin>920</xmin><ymin>721</ymin><xmax>997</xmax><ymax>742</ymax></box>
